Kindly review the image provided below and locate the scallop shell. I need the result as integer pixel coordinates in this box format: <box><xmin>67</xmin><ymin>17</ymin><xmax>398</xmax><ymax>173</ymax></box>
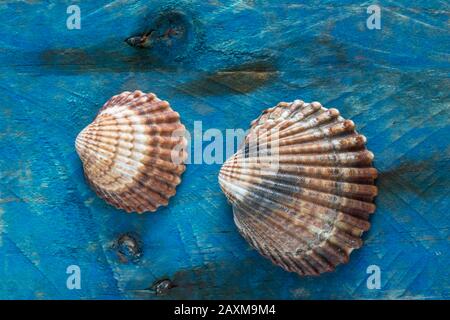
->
<box><xmin>219</xmin><ymin>100</ymin><xmax>377</xmax><ymax>276</ymax></box>
<box><xmin>75</xmin><ymin>90</ymin><xmax>187</xmax><ymax>213</ymax></box>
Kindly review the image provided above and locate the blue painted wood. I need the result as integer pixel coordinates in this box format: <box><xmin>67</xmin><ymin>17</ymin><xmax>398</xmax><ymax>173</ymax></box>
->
<box><xmin>0</xmin><ymin>0</ymin><xmax>448</xmax><ymax>299</ymax></box>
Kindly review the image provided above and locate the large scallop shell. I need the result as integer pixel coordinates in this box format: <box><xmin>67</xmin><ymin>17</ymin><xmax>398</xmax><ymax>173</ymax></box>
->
<box><xmin>75</xmin><ymin>90</ymin><xmax>187</xmax><ymax>213</ymax></box>
<box><xmin>219</xmin><ymin>100</ymin><xmax>377</xmax><ymax>276</ymax></box>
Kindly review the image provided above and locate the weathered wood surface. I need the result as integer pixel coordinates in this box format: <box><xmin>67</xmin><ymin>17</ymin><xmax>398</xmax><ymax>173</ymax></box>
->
<box><xmin>0</xmin><ymin>0</ymin><xmax>449</xmax><ymax>299</ymax></box>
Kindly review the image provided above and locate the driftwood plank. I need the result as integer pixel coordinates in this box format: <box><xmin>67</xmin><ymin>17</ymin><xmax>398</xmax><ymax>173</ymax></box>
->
<box><xmin>0</xmin><ymin>0</ymin><xmax>448</xmax><ymax>299</ymax></box>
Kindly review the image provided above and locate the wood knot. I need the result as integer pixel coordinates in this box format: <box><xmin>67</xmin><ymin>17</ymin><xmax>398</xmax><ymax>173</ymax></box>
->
<box><xmin>113</xmin><ymin>232</ymin><xmax>142</xmax><ymax>264</ymax></box>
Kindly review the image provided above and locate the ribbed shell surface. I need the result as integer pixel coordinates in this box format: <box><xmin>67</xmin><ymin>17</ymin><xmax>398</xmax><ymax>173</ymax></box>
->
<box><xmin>219</xmin><ymin>100</ymin><xmax>378</xmax><ymax>276</ymax></box>
<box><xmin>75</xmin><ymin>90</ymin><xmax>187</xmax><ymax>213</ymax></box>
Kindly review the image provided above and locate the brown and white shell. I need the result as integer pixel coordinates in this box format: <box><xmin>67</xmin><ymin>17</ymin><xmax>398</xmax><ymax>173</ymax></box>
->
<box><xmin>75</xmin><ymin>90</ymin><xmax>187</xmax><ymax>213</ymax></box>
<box><xmin>219</xmin><ymin>100</ymin><xmax>378</xmax><ymax>276</ymax></box>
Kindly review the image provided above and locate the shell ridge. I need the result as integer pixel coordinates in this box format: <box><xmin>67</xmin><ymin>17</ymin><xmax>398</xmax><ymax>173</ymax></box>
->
<box><xmin>220</xmin><ymin>169</ymin><xmax>376</xmax><ymax>216</ymax></box>
<box><xmin>76</xmin><ymin>91</ymin><xmax>186</xmax><ymax>213</ymax></box>
<box><xmin>219</xmin><ymin>99</ymin><xmax>377</xmax><ymax>275</ymax></box>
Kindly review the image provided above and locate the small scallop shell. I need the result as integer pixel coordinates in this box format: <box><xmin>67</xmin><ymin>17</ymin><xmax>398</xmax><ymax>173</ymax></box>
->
<box><xmin>219</xmin><ymin>100</ymin><xmax>378</xmax><ymax>276</ymax></box>
<box><xmin>76</xmin><ymin>90</ymin><xmax>187</xmax><ymax>213</ymax></box>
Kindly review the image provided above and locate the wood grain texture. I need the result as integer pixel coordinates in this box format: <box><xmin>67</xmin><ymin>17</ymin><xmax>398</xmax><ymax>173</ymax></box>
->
<box><xmin>0</xmin><ymin>0</ymin><xmax>448</xmax><ymax>299</ymax></box>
